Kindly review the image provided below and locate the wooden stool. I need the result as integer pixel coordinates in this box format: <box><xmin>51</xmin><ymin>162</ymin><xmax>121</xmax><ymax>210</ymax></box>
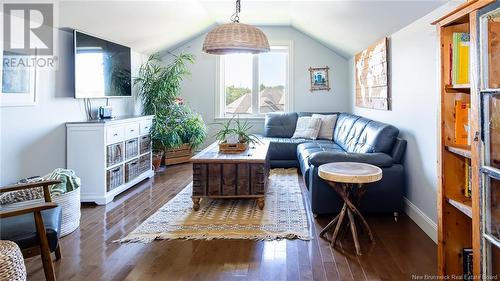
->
<box><xmin>318</xmin><ymin>162</ymin><xmax>382</xmax><ymax>255</ymax></box>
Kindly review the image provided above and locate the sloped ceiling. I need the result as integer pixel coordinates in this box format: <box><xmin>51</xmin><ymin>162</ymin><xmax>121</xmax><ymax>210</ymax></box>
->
<box><xmin>59</xmin><ymin>0</ymin><xmax>448</xmax><ymax>58</ymax></box>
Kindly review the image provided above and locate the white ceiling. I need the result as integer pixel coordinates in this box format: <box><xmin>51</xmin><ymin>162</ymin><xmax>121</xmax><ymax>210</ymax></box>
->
<box><xmin>59</xmin><ymin>0</ymin><xmax>448</xmax><ymax>58</ymax></box>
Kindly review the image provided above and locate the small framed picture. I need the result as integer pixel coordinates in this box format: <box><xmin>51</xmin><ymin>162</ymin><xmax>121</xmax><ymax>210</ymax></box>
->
<box><xmin>1</xmin><ymin>51</ymin><xmax>38</xmax><ymax>107</ymax></box>
<box><xmin>309</xmin><ymin>66</ymin><xmax>330</xmax><ymax>92</ymax></box>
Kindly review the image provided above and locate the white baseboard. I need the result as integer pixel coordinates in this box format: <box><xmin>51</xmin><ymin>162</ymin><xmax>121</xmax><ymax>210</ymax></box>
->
<box><xmin>403</xmin><ymin>197</ymin><xmax>437</xmax><ymax>244</ymax></box>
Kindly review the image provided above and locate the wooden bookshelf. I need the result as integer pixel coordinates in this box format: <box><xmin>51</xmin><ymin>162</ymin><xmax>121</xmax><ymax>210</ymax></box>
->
<box><xmin>433</xmin><ymin>0</ymin><xmax>495</xmax><ymax>278</ymax></box>
<box><xmin>447</xmin><ymin>196</ymin><xmax>472</xmax><ymax>218</ymax></box>
<box><xmin>445</xmin><ymin>84</ymin><xmax>471</xmax><ymax>93</ymax></box>
<box><xmin>446</xmin><ymin>145</ymin><xmax>471</xmax><ymax>159</ymax></box>
<box><xmin>446</xmin><ymin>84</ymin><xmax>471</xmax><ymax>90</ymax></box>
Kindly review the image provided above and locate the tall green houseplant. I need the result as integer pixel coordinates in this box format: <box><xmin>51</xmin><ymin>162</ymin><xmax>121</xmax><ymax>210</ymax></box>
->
<box><xmin>134</xmin><ymin>52</ymin><xmax>206</xmax><ymax>154</ymax></box>
<box><xmin>135</xmin><ymin>52</ymin><xmax>193</xmax><ymax>116</ymax></box>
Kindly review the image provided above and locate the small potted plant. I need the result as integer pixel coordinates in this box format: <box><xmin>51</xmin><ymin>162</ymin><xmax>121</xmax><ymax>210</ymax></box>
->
<box><xmin>214</xmin><ymin>117</ymin><xmax>237</xmax><ymax>144</ymax></box>
<box><xmin>234</xmin><ymin>117</ymin><xmax>260</xmax><ymax>144</ymax></box>
<box><xmin>214</xmin><ymin>116</ymin><xmax>260</xmax><ymax>154</ymax></box>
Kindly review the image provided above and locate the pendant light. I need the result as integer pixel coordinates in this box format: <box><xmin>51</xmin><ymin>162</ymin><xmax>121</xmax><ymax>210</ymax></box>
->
<box><xmin>202</xmin><ymin>0</ymin><xmax>270</xmax><ymax>55</ymax></box>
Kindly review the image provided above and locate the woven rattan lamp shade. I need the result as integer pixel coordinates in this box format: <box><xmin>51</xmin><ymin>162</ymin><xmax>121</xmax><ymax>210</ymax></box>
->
<box><xmin>202</xmin><ymin>23</ymin><xmax>270</xmax><ymax>55</ymax></box>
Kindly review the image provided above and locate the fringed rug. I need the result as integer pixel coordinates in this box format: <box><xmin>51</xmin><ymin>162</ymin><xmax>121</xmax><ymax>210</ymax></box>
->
<box><xmin>117</xmin><ymin>168</ymin><xmax>311</xmax><ymax>242</ymax></box>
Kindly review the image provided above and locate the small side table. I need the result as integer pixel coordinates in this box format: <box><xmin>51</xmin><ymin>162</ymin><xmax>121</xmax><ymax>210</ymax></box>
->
<box><xmin>318</xmin><ymin>162</ymin><xmax>382</xmax><ymax>255</ymax></box>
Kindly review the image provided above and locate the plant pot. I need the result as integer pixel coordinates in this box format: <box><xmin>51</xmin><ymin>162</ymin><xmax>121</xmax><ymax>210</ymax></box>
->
<box><xmin>152</xmin><ymin>151</ymin><xmax>164</xmax><ymax>171</ymax></box>
<box><xmin>165</xmin><ymin>143</ymin><xmax>192</xmax><ymax>165</ymax></box>
<box><xmin>226</xmin><ymin>134</ymin><xmax>239</xmax><ymax>144</ymax></box>
<box><xmin>219</xmin><ymin>142</ymin><xmax>249</xmax><ymax>154</ymax></box>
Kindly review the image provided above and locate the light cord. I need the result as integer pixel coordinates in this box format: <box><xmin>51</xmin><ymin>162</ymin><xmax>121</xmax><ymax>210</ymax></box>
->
<box><xmin>230</xmin><ymin>0</ymin><xmax>241</xmax><ymax>23</ymax></box>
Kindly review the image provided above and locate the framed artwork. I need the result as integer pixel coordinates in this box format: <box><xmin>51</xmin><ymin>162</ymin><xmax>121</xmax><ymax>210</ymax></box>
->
<box><xmin>355</xmin><ymin>37</ymin><xmax>390</xmax><ymax>110</ymax></box>
<box><xmin>1</xmin><ymin>51</ymin><xmax>38</xmax><ymax>107</ymax></box>
<box><xmin>309</xmin><ymin>66</ymin><xmax>330</xmax><ymax>91</ymax></box>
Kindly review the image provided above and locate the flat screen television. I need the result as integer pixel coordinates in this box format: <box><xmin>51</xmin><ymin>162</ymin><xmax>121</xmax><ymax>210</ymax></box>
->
<box><xmin>74</xmin><ymin>30</ymin><xmax>131</xmax><ymax>98</ymax></box>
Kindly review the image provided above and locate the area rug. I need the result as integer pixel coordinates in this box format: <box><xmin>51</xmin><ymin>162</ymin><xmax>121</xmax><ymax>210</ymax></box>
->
<box><xmin>117</xmin><ymin>168</ymin><xmax>311</xmax><ymax>242</ymax></box>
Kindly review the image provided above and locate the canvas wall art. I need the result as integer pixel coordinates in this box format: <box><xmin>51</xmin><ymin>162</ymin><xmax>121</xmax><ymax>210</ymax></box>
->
<box><xmin>355</xmin><ymin>38</ymin><xmax>390</xmax><ymax>110</ymax></box>
<box><xmin>1</xmin><ymin>51</ymin><xmax>37</xmax><ymax>107</ymax></box>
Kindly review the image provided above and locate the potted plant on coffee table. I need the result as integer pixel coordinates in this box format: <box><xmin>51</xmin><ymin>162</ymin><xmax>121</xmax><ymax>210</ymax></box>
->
<box><xmin>214</xmin><ymin>116</ymin><xmax>260</xmax><ymax>154</ymax></box>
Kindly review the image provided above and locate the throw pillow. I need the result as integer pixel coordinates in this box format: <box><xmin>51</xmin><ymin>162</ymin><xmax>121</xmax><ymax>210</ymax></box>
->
<box><xmin>292</xmin><ymin>117</ymin><xmax>322</xmax><ymax>139</ymax></box>
<box><xmin>312</xmin><ymin>114</ymin><xmax>338</xmax><ymax>141</ymax></box>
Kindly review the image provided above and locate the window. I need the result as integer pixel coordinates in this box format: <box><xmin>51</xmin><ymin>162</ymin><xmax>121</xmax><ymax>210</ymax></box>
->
<box><xmin>217</xmin><ymin>44</ymin><xmax>291</xmax><ymax>117</ymax></box>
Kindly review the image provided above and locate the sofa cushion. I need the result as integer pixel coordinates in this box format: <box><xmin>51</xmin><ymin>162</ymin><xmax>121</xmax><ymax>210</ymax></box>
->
<box><xmin>264</xmin><ymin>112</ymin><xmax>298</xmax><ymax>138</ymax></box>
<box><xmin>312</xmin><ymin>114</ymin><xmax>337</xmax><ymax>140</ymax></box>
<box><xmin>297</xmin><ymin>142</ymin><xmax>344</xmax><ymax>186</ymax></box>
<box><xmin>292</xmin><ymin>117</ymin><xmax>321</xmax><ymax>139</ymax></box>
<box><xmin>261</xmin><ymin>137</ymin><xmax>308</xmax><ymax>160</ymax></box>
<box><xmin>297</xmin><ymin>142</ymin><xmax>345</xmax><ymax>165</ymax></box>
<box><xmin>334</xmin><ymin>113</ymin><xmax>399</xmax><ymax>154</ymax></box>
<box><xmin>0</xmin><ymin>206</ymin><xmax>62</xmax><ymax>251</ymax></box>
<box><xmin>261</xmin><ymin>137</ymin><xmax>331</xmax><ymax>160</ymax></box>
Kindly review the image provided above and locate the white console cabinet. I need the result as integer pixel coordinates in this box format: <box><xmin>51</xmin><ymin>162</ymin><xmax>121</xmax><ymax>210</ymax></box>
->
<box><xmin>66</xmin><ymin>115</ymin><xmax>154</xmax><ymax>205</ymax></box>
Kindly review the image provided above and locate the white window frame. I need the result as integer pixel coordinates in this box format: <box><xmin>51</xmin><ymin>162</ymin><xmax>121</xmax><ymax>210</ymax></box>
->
<box><xmin>214</xmin><ymin>40</ymin><xmax>294</xmax><ymax>119</ymax></box>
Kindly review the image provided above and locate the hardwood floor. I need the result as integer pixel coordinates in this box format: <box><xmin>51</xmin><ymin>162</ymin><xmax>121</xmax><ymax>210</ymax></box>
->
<box><xmin>25</xmin><ymin>163</ymin><xmax>436</xmax><ymax>281</ymax></box>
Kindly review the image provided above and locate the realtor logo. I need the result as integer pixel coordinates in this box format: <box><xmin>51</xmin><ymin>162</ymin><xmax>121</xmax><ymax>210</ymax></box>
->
<box><xmin>3</xmin><ymin>3</ymin><xmax>53</xmax><ymax>55</ymax></box>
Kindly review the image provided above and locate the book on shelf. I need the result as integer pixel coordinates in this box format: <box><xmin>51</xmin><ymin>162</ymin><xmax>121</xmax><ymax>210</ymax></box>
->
<box><xmin>467</xmin><ymin>107</ymin><xmax>471</xmax><ymax>145</ymax></box>
<box><xmin>465</xmin><ymin>158</ymin><xmax>472</xmax><ymax>197</ymax></box>
<box><xmin>454</xmin><ymin>100</ymin><xmax>471</xmax><ymax>146</ymax></box>
<box><xmin>463</xmin><ymin>248</ymin><xmax>473</xmax><ymax>281</ymax></box>
<box><xmin>452</xmin><ymin>32</ymin><xmax>470</xmax><ymax>85</ymax></box>
<box><xmin>449</xmin><ymin>43</ymin><xmax>453</xmax><ymax>83</ymax></box>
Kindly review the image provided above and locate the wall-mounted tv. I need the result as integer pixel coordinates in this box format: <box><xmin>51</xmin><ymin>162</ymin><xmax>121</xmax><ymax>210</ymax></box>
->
<box><xmin>74</xmin><ymin>30</ymin><xmax>131</xmax><ymax>98</ymax></box>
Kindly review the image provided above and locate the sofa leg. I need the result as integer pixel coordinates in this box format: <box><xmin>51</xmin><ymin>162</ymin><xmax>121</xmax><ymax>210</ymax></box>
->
<box><xmin>55</xmin><ymin>244</ymin><xmax>62</xmax><ymax>260</ymax></box>
<box><xmin>393</xmin><ymin>212</ymin><xmax>399</xmax><ymax>222</ymax></box>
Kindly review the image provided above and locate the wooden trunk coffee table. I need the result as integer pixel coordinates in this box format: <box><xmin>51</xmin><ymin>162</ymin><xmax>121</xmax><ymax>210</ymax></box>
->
<box><xmin>190</xmin><ymin>141</ymin><xmax>270</xmax><ymax>211</ymax></box>
<box><xmin>318</xmin><ymin>162</ymin><xmax>382</xmax><ymax>255</ymax></box>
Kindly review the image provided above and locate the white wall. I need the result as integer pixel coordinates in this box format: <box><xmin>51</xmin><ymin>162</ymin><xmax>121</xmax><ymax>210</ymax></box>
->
<box><xmin>166</xmin><ymin>26</ymin><xmax>349</xmax><ymax>145</ymax></box>
<box><xmin>348</xmin><ymin>2</ymin><xmax>462</xmax><ymax>231</ymax></box>
<box><xmin>0</xmin><ymin>29</ymin><xmax>145</xmax><ymax>185</ymax></box>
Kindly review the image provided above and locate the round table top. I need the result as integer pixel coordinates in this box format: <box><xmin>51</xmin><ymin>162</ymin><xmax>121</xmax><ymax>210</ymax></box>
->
<box><xmin>318</xmin><ymin>162</ymin><xmax>382</xmax><ymax>184</ymax></box>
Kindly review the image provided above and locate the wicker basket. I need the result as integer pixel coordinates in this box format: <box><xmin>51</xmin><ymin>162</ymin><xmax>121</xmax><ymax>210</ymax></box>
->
<box><xmin>218</xmin><ymin>142</ymin><xmax>249</xmax><ymax>154</ymax></box>
<box><xmin>0</xmin><ymin>240</ymin><xmax>26</xmax><ymax>281</ymax></box>
<box><xmin>8</xmin><ymin>188</ymin><xmax>81</xmax><ymax>237</ymax></box>
<box><xmin>54</xmin><ymin>188</ymin><xmax>81</xmax><ymax>236</ymax></box>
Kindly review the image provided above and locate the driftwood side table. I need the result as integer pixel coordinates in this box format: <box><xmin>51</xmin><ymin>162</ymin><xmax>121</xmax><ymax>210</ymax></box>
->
<box><xmin>318</xmin><ymin>162</ymin><xmax>382</xmax><ymax>255</ymax></box>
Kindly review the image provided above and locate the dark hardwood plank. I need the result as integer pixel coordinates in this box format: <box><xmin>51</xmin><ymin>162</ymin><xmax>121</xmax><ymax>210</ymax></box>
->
<box><xmin>208</xmin><ymin>164</ymin><xmax>222</xmax><ymax>196</ymax></box>
<box><xmin>24</xmin><ymin>163</ymin><xmax>436</xmax><ymax>281</ymax></box>
<box><xmin>237</xmin><ymin>164</ymin><xmax>250</xmax><ymax>196</ymax></box>
<box><xmin>222</xmin><ymin>164</ymin><xmax>237</xmax><ymax>196</ymax></box>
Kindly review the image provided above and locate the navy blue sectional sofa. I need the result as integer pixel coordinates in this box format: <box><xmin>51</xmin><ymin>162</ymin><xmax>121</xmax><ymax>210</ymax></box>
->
<box><xmin>260</xmin><ymin>112</ymin><xmax>407</xmax><ymax>216</ymax></box>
